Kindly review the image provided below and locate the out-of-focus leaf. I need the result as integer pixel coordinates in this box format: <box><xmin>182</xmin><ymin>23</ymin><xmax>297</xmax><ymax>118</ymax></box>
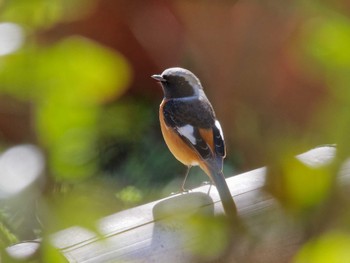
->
<box><xmin>43</xmin><ymin>178</ymin><xmax>120</xmax><ymax>233</ymax></box>
<box><xmin>35</xmin><ymin>37</ymin><xmax>131</xmax><ymax>105</ymax></box>
<box><xmin>283</xmin><ymin>158</ymin><xmax>333</xmax><ymax>210</ymax></box>
<box><xmin>1</xmin><ymin>0</ymin><xmax>96</xmax><ymax>30</ymax></box>
<box><xmin>294</xmin><ymin>231</ymin><xmax>350</xmax><ymax>263</ymax></box>
<box><xmin>303</xmin><ymin>14</ymin><xmax>350</xmax><ymax>69</ymax></box>
<box><xmin>185</xmin><ymin>216</ymin><xmax>231</xmax><ymax>260</ymax></box>
<box><xmin>0</xmin><ymin>221</ymin><xmax>18</xmax><ymax>247</ymax></box>
<box><xmin>298</xmin><ymin>9</ymin><xmax>350</xmax><ymax>158</ymax></box>
<box><xmin>116</xmin><ymin>186</ymin><xmax>143</xmax><ymax>206</ymax></box>
<box><xmin>42</xmin><ymin>240</ymin><xmax>68</xmax><ymax>263</ymax></box>
<box><xmin>298</xmin><ymin>10</ymin><xmax>350</xmax><ymax>103</ymax></box>
<box><xmin>36</xmin><ymin>104</ymin><xmax>98</xmax><ymax>180</ymax></box>
<box><xmin>0</xmin><ymin>36</ymin><xmax>131</xmax><ymax>180</ymax></box>
<box><xmin>0</xmin><ymin>37</ymin><xmax>131</xmax><ymax>104</ymax></box>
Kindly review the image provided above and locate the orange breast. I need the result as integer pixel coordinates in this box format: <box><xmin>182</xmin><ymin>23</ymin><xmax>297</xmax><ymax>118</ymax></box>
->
<box><xmin>159</xmin><ymin>101</ymin><xmax>200</xmax><ymax>166</ymax></box>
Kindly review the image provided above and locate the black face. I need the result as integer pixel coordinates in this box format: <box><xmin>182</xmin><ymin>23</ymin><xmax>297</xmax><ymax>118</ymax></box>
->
<box><xmin>160</xmin><ymin>75</ymin><xmax>195</xmax><ymax>99</ymax></box>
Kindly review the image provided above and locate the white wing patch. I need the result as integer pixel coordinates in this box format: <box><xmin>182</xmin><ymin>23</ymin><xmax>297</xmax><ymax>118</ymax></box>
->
<box><xmin>178</xmin><ymin>124</ymin><xmax>196</xmax><ymax>145</ymax></box>
<box><xmin>215</xmin><ymin>120</ymin><xmax>224</xmax><ymax>140</ymax></box>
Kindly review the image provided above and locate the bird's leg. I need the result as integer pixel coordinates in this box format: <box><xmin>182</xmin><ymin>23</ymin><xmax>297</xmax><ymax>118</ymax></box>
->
<box><xmin>207</xmin><ymin>182</ymin><xmax>213</xmax><ymax>195</ymax></box>
<box><xmin>181</xmin><ymin>165</ymin><xmax>191</xmax><ymax>192</ymax></box>
<box><xmin>201</xmin><ymin>180</ymin><xmax>213</xmax><ymax>194</ymax></box>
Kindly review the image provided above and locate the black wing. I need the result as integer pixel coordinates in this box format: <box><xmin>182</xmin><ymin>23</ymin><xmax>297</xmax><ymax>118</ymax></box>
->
<box><xmin>212</xmin><ymin>121</ymin><xmax>226</xmax><ymax>170</ymax></box>
<box><xmin>213</xmin><ymin>122</ymin><xmax>225</xmax><ymax>158</ymax></box>
<box><xmin>163</xmin><ymin>98</ymin><xmax>224</xmax><ymax>162</ymax></box>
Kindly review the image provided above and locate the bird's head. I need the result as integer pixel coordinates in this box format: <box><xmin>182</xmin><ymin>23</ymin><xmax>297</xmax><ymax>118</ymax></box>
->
<box><xmin>152</xmin><ymin>67</ymin><xmax>203</xmax><ymax>99</ymax></box>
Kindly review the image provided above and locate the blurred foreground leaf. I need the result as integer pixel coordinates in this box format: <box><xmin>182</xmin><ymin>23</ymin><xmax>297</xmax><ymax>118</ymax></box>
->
<box><xmin>0</xmin><ymin>37</ymin><xmax>131</xmax><ymax>180</ymax></box>
<box><xmin>294</xmin><ymin>231</ymin><xmax>350</xmax><ymax>263</ymax></box>
<box><xmin>1</xmin><ymin>0</ymin><xmax>97</xmax><ymax>30</ymax></box>
<box><xmin>116</xmin><ymin>185</ymin><xmax>143</xmax><ymax>207</ymax></box>
<box><xmin>42</xmin><ymin>241</ymin><xmax>68</xmax><ymax>263</ymax></box>
<box><xmin>185</xmin><ymin>216</ymin><xmax>231</xmax><ymax>260</ymax></box>
<box><xmin>283</xmin><ymin>159</ymin><xmax>333</xmax><ymax>210</ymax></box>
<box><xmin>298</xmin><ymin>8</ymin><xmax>350</xmax><ymax>159</ymax></box>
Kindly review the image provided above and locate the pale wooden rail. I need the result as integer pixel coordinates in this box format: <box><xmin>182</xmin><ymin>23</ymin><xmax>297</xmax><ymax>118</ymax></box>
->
<box><xmin>6</xmin><ymin>146</ymin><xmax>339</xmax><ymax>262</ymax></box>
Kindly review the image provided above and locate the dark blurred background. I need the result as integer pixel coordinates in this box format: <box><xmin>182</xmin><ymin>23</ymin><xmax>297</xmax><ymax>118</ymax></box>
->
<box><xmin>1</xmin><ymin>0</ymin><xmax>350</xmax><ymax>262</ymax></box>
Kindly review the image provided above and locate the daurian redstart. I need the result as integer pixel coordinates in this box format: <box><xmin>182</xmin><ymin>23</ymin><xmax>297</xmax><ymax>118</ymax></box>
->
<box><xmin>152</xmin><ymin>67</ymin><xmax>237</xmax><ymax>217</ymax></box>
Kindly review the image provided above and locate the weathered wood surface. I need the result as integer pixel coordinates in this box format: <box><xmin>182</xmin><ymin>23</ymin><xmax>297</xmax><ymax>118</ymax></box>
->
<box><xmin>6</xmin><ymin>146</ymin><xmax>338</xmax><ymax>262</ymax></box>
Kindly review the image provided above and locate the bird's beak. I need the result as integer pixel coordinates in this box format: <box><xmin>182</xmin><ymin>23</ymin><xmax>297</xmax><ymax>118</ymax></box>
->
<box><xmin>151</xmin><ymin>74</ymin><xmax>165</xmax><ymax>82</ymax></box>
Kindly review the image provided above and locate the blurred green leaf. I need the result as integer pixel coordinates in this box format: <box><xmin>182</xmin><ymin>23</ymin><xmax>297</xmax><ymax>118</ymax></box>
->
<box><xmin>44</xmin><ymin>179</ymin><xmax>120</xmax><ymax>232</ymax></box>
<box><xmin>283</xmin><ymin>158</ymin><xmax>333</xmax><ymax>210</ymax></box>
<box><xmin>0</xmin><ymin>36</ymin><xmax>131</xmax><ymax>180</ymax></box>
<box><xmin>299</xmin><ymin>9</ymin><xmax>350</xmax><ymax>103</ymax></box>
<box><xmin>42</xmin><ymin>240</ymin><xmax>68</xmax><ymax>263</ymax></box>
<box><xmin>116</xmin><ymin>186</ymin><xmax>143</xmax><ymax>206</ymax></box>
<box><xmin>303</xmin><ymin>13</ymin><xmax>350</xmax><ymax>70</ymax></box>
<box><xmin>36</xmin><ymin>37</ymin><xmax>131</xmax><ymax>105</ymax></box>
<box><xmin>298</xmin><ymin>8</ymin><xmax>350</xmax><ymax>159</ymax></box>
<box><xmin>36</xmin><ymin>38</ymin><xmax>130</xmax><ymax>180</ymax></box>
<box><xmin>185</xmin><ymin>216</ymin><xmax>231</xmax><ymax>260</ymax></box>
<box><xmin>0</xmin><ymin>221</ymin><xmax>18</xmax><ymax>247</ymax></box>
<box><xmin>294</xmin><ymin>231</ymin><xmax>350</xmax><ymax>263</ymax></box>
<box><xmin>0</xmin><ymin>37</ymin><xmax>131</xmax><ymax>104</ymax></box>
<box><xmin>1</xmin><ymin>0</ymin><xmax>96</xmax><ymax>30</ymax></box>
<box><xmin>36</xmin><ymin>104</ymin><xmax>98</xmax><ymax>148</ymax></box>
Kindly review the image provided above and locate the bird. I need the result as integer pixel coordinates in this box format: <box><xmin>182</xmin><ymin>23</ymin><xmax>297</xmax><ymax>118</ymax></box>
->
<box><xmin>151</xmin><ymin>67</ymin><xmax>237</xmax><ymax>218</ymax></box>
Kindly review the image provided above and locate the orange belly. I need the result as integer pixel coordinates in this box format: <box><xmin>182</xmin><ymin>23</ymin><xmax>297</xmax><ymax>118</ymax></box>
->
<box><xmin>159</xmin><ymin>103</ymin><xmax>200</xmax><ymax>166</ymax></box>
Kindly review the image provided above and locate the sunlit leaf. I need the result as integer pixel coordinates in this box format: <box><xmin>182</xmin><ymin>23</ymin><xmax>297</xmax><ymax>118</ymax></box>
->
<box><xmin>1</xmin><ymin>0</ymin><xmax>97</xmax><ymax>29</ymax></box>
<box><xmin>0</xmin><ymin>36</ymin><xmax>131</xmax><ymax>180</ymax></box>
<box><xmin>42</xmin><ymin>240</ymin><xmax>68</xmax><ymax>263</ymax></box>
<box><xmin>283</xmin><ymin>158</ymin><xmax>333</xmax><ymax>210</ymax></box>
<box><xmin>35</xmin><ymin>37</ymin><xmax>131</xmax><ymax>105</ymax></box>
<box><xmin>30</xmin><ymin>37</ymin><xmax>130</xmax><ymax>180</ymax></box>
<box><xmin>185</xmin><ymin>216</ymin><xmax>231</xmax><ymax>260</ymax></box>
<box><xmin>0</xmin><ymin>221</ymin><xmax>18</xmax><ymax>247</ymax></box>
<box><xmin>116</xmin><ymin>186</ymin><xmax>143</xmax><ymax>206</ymax></box>
<box><xmin>294</xmin><ymin>231</ymin><xmax>350</xmax><ymax>263</ymax></box>
<box><xmin>297</xmin><ymin>8</ymin><xmax>350</xmax><ymax>157</ymax></box>
<box><xmin>303</xmin><ymin>14</ymin><xmax>350</xmax><ymax>69</ymax></box>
